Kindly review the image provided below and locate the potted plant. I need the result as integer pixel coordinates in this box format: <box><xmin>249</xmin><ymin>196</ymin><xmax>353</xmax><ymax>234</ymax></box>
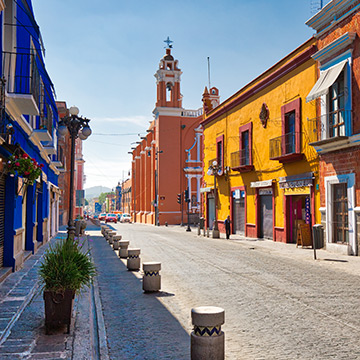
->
<box><xmin>38</xmin><ymin>236</ymin><xmax>96</xmax><ymax>334</ymax></box>
<box><xmin>7</xmin><ymin>153</ymin><xmax>43</xmax><ymax>185</ymax></box>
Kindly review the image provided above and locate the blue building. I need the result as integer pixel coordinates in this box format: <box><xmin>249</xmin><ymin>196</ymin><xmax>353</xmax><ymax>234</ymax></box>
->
<box><xmin>0</xmin><ymin>0</ymin><xmax>62</xmax><ymax>271</ymax></box>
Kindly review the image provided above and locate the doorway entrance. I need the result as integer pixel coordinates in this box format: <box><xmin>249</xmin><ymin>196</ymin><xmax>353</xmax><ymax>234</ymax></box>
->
<box><xmin>232</xmin><ymin>190</ymin><xmax>245</xmax><ymax>235</ymax></box>
<box><xmin>207</xmin><ymin>195</ymin><xmax>215</xmax><ymax>230</ymax></box>
<box><xmin>259</xmin><ymin>193</ymin><xmax>273</xmax><ymax>239</ymax></box>
<box><xmin>288</xmin><ymin>195</ymin><xmax>311</xmax><ymax>243</ymax></box>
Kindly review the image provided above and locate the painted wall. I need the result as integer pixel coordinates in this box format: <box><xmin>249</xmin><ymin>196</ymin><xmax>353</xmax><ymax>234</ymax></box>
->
<box><xmin>202</xmin><ymin>38</ymin><xmax>320</xmax><ymax>240</ymax></box>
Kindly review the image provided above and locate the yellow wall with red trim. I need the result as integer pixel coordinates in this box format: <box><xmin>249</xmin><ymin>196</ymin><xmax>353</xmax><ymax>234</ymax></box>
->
<box><xmin>202</xmin><ymin>38</ymin><xmax>320</xmax><ymax>237</ymax></box>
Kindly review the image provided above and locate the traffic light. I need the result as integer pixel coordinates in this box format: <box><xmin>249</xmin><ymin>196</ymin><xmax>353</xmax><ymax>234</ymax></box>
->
<box><xmin>184</xmin><ymin>189</ymin><xmax>189</xmax><ymax>203</ymax></box>
<box><xmin>177</xmin><ymin>193</ymin><xmax>181</xmax><ymax>204</ymax></box>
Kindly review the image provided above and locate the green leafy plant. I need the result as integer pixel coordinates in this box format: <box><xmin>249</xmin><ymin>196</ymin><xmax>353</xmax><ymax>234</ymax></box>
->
<box><xmin>7</xmin><ymin>153</ymin><xmax>43</xmax><ymax>185</ymax></box>
<box><xmin>38</xmin><ymin>236</ymin><xmax>96</xmax><ymax>294</ymax></box>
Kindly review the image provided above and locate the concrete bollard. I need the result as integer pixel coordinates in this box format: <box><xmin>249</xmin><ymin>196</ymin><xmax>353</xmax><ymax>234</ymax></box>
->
<box><xmin>142</xmin><ymin>262</ymin><xmax>161</xmax><ymax>292</ymax></box>
<box><xmin>108</xmin><ymin>231</ymin><xmax>117</xmax><ymax>244</ymax></box>
<box><xmin>104</xmin><ymin>228</ymin><xmax>111</xmax><ymax>240</ymax></box>
<box><xmin>127</xmin><ymin>248</ymin><xmax>141</xmax><ymax>271</ymax></box>
<box><xmin>118</xmin><ymin>240</ymin><xmax>129</xmax><ymax>258</ymax></box>
<box><xmin>112</xmin><ymin>235</ymin><xmax>122</xmax><ymax>250</ymax></box>
<box><xmin>191</xmin><ymin>306</ymin><xmax>225</xmax><ymax>360</ymax></box>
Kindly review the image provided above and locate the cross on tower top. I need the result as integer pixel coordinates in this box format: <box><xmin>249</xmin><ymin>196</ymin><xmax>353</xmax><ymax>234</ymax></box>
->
<box><xmin>164</xmin><ymin>36</ymin><xmax>173</xmax><ymax>49</ymax></box>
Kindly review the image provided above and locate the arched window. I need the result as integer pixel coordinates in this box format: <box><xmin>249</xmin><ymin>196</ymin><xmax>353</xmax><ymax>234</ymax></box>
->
<box><xmin>166</xmin><ymin>83</ymin><xmax>172</xmax><ymax>102</ymax></box>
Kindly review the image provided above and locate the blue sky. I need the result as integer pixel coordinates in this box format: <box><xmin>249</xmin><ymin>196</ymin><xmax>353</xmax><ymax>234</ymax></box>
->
<box><xmin>32</xmin><ymin>0</ymin><xmax>327</xmax><ymax>189</ymax></box>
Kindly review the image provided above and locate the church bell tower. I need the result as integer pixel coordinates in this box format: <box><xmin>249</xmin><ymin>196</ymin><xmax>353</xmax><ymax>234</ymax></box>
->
<box><xmin>154</xmin><ymin>45</ymin><xmax>182</xmax><ymax>109</ymax></box>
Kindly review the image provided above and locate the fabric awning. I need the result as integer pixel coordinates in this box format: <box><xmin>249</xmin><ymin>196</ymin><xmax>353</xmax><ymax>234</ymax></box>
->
<box><xmin>306</xmin><ymin>60</ymin><xmax>347</xmax><ymax>103</ymax></box>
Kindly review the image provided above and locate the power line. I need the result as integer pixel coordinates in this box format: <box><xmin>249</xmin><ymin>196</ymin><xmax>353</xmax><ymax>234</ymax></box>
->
<box><xmin>91</xmin><ymin>133</ymin><xmax>145</xmax><ymax>136</ymax></box>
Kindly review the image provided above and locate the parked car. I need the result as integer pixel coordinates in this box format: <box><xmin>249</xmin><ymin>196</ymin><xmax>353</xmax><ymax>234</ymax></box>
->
<box><xmin>105</xmin><ymin>213</ymin><xmax>118</xmax><ymax>223</ymax></box>
<box><xmin>99</xmin><ymin>213</ymin><xmax>106</xmax><ymax>221</ymax></box>
<box><xmin>120</xmin><ymin>213</ymin><xmax>131</xmax><ymax>223</ymax></box>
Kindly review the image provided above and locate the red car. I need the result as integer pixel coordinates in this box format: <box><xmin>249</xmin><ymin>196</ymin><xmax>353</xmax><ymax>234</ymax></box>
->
<box><xmin>99</xmin><ymin>213</ymin><xmax>106</xmax><ymax>221</ymax></box>
<box><xmin>105</xmin><ymin>213</ymin><xmax>117</xmax><ymax>223</ymax></box>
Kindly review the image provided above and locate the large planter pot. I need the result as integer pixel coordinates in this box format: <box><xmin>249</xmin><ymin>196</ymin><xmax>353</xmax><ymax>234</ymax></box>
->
<box><xmin>44</xmin><ymin>289</ymin><xmax>75</xmax><ymax>334</ymax></box>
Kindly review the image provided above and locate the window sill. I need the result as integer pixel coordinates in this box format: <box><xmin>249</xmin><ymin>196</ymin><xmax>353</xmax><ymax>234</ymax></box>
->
<box><xmin>231</xmin><ymin>165</ymin><xmax>254</xmax><ymax>173</ymax></box>
<box><xmin>270</xmin><ymin>153</ymin><xmax>303</xmax><ymax>163</ymax></box>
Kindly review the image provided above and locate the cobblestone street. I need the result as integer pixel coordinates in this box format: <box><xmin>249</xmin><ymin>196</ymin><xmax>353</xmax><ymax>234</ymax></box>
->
<box><xmin>97</xmin><ymin>223</ymin><xmax>360</xmax><ymax>360</ymax></box>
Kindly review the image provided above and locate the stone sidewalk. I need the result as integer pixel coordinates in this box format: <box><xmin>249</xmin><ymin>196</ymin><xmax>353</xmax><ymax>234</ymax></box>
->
<box><xmin>0</xmin><ymin>231</ymin><xmax>100</xmax><ymax>360</ymax></box>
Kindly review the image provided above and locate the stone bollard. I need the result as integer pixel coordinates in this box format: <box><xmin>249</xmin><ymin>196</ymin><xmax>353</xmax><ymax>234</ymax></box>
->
<box><xmin>104</xmin><ymin>228</ymin><xmax>111</xmax><ymax>240</ymax></box>
<box><xmin>142</xmin><ymin>262</ymin><xmax>161</xmax><ymax>292</ymax></box>
<box><xmin>118</xmin><ymin>240</ymin><xmax>129</xmax><ymax>259</ymax></box>
<box><xmin>127</xmin><ymin>248</ymin><xmax>141</xmax><ymax>271</ymax></box>
<box><xmin>101</xmin><ymin>226</ymin><xmax>108</xmax><ymax>237</ymax></box>
<box><xmin>112</xmin><ymin>235</ymin><xmax>122</xmax><ymax>250</ymax></box>
<box><xmin>108</xmin><ymin>231</ymin><xmax>117</xmax><ymax>244</ymax></box>
<box><xmin>191</xmin><ymin>306</ymin><xmax>225</xmax><ymax>360</ymax></box>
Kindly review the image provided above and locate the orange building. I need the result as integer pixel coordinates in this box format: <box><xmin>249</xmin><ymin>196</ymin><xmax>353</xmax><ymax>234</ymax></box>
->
<box><xmin>130</xmin><ymin>45</ymin><xmax>211</xmax><ymax>225</ymax></box>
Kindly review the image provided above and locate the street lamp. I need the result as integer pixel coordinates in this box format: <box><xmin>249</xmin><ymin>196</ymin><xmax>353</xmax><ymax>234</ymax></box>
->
<box><xmin>58</xmin><ymin>106</ymin><xmax>91</xmax><ymax>238</ymax></box>
<box><xmin>207</xmin><ymin>160</ymin><xmax>220</xmax><ymax>238</ymax></box>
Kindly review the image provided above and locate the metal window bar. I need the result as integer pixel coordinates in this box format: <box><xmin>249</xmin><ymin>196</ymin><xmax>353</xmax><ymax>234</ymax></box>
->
<box><xmin>332</xmin><ymin>183</ymin><xmax>349</xmax><ymax>244</ymax></box>
<box><xmin>269</xmin><ymin>132</ymin><xmax>300</xmax><ymax>158</ymax></box>
<box><xmin>230</xmin><ymin>149</ymin><xmax>250</xmax><ymax>168</ymax></box>
<box><xmin>307</xmin><ymin>109</ymin><xmax>351</xmax><ymax>143</ymax></box>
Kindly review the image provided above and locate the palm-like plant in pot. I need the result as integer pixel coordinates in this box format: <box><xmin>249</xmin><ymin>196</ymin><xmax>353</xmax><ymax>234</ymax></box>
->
<box><xmin>38</xmin><ymin>236</ymin><xmax>96</xmax><ymax>334</ymax></box>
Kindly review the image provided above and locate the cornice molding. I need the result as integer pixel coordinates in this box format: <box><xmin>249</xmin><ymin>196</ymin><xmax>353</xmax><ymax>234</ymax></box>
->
<box><xmin>201</xmin><ymin>44</ymin><xmax>316</xmax><ymax>127</ymax></box>
<box><xmin>306</xmin><ymin>0</ymin><xmax>360</xmax><ymax>37</ymax></box>
<box><xmin>312</xmin><ymin>32</ymin><xmax>356</xmax><ymax>63</ymax></box>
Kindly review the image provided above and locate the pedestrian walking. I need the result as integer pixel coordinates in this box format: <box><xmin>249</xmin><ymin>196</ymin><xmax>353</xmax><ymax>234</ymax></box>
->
<box><xmin>225</xmin><ymin>215</ymin><xmax>231</xmax><ymax>239</ymax></box>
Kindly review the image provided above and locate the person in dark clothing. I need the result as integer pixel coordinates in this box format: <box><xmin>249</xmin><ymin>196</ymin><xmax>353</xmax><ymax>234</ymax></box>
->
<box><xmin>225</xmin><ymin>215</ymin><xmax>231</xmax><ymax>239</ymax></box>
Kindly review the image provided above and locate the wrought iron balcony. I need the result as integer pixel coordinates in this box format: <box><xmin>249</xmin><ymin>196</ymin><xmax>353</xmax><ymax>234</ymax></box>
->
<box><xmin>269</xmin><ymin>132</ymin><xmax>303</xmax><ymax>163</ymax></box>
<box><xmin>230</xmin><ymin>149</ymin><xmax>254</xmax><ymax>172</ymax></box>
<box><xmin>307</xmin><ymin>109</ymin><xmax>351</xmax><ymax>144</ymax></box>
<box><xmin>3</xmin><ymin>52</ymin><xmax>40</xmax><ymax>116</ymax></box>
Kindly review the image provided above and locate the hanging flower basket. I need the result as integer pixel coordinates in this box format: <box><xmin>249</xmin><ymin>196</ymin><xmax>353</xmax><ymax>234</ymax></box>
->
<box><xmin>7</xmin><ymin>153</ymin><xmax>44</xmax><ymax>185</ymax></box>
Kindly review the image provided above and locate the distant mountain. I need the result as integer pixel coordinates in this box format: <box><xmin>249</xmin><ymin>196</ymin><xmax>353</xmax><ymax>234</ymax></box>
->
<box><xmin>85</xmin><ymin>186</ymin><xmax>112</xmax><ymax>199</ymax></box>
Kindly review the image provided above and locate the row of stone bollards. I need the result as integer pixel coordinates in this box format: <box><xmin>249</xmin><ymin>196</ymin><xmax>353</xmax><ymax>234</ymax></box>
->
<box><xmin>101</xmin><ymin>225</ymin><xmax>161</xmax><ymax>293</ymax></box>
<box><xmin>100</xmin><ymin>224</ymin><xmax>225</xmax><ymax>359</ymax></box>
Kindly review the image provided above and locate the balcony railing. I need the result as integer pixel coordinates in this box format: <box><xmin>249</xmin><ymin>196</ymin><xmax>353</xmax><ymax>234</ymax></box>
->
<box><xmin>181</xmin><ymin>108</ymin><xmax>203</xmax><ymax>117</ymax></box>
<box><xmin>2</xmin><ymin>52</ymin><xmax>40</xmax><ymax>115</ymax></box>
<box><xmin>40</xmin><ymin>102</ymin><xmax>53</xmax><ymax>135</ymax></box>
<box><xmin>230</xmin><ymin>149</ymin><xmax>254</xmax><ymax>172</ymax></box>
<box><xmin>269</xmin><ymin>132</ymin><xmax>302</xmax><ymax>162</ymax></box>
<box><xmin>307</xmin><ymin>109</ymin><xmax>351</xmax><ymax>144</ymax></box>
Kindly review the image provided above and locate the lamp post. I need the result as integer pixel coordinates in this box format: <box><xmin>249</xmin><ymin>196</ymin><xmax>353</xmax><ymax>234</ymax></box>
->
<box><xmin>58</xmin><ymin>106</ymin><xmax>91</xmax><ymax>238</ymax></box>
<box><xmin>207</xmin><ymin>160</ymin><xmax>220</xmax><ymax>238</ymax></box>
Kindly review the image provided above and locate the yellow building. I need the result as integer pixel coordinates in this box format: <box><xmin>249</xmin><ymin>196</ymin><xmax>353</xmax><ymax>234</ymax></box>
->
<box><xmin>201</xmin><ymin>38</ymin><xmax>320</xmax><ymax>243</ymax></box>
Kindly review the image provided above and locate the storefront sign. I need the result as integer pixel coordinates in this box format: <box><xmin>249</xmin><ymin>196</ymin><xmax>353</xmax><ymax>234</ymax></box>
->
<box><xmin>279</xmin><ymin>172</ymin><xmax>314</xmax><ymax>189</ymax></box>
<box><xmin>200</xmin><ymin>187</ymin><xmax>212</xmax><ymax>193</ymax></box>
<box><xmin>233</xmin><ymin>189</ymin><xmax>246</xmax><ymax>199</ymax></box>
<box><xmin>305</xmin><ymin>196</ymin><xmax>311</xmax><ymax>224</ymax></box>
<box><xmin>280</xmin><ymin>180</ymin><xmax>313</xmax><ymax>189</ymax></box>
<box><xmin>250</xmin><ymin>179</ymin><xmax>273</xmax><ymax>188</ymax></box>
<box><xmin>259</xmin><ymin>188</ymin><xmax>273</xmax><ymax>195</ymax></box>
<box><xmin>284</xmin><ymin>186</ymin><xmax>310</xmax><ymax>195</ymax></box>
